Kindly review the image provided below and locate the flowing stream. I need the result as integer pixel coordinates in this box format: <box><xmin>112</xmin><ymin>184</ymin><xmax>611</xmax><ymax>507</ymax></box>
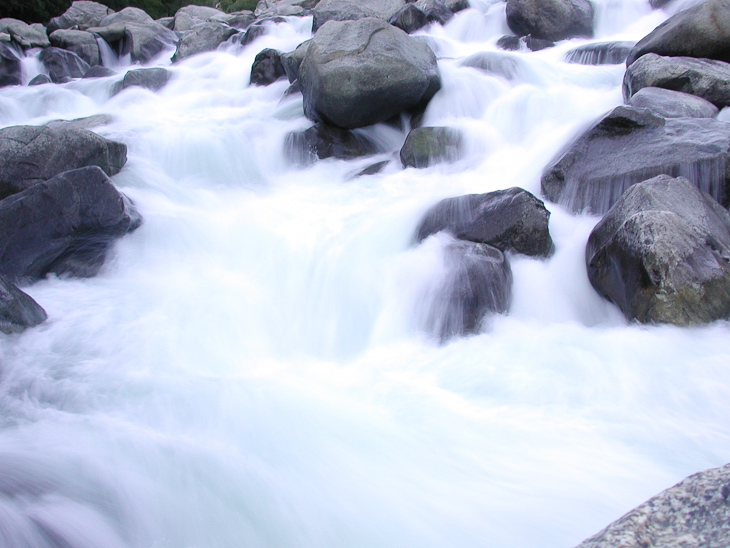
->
<box><xmin>2</xmin><ymin>1</ymin><xmax>730</xmax><ymax>547</ymax></box>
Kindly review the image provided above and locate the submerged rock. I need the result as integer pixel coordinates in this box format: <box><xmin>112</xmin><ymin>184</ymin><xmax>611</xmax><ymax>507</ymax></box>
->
<box><xmin>113</xmin><ymin>67</ymin><xmax>171</xmax><ymax>94</ymax></box>
<box><xmin>172</xmin><ymin>21</ymin><xmax>237</xmax><ymax>63</ymax></box>
<box><xmin>250</xmin><ymin>48</ymin><xmax>286</xmax><ymax>85</ymax></box>
<box><xmin>586</xmin><ymin>175</ymin><xmax>730</xmax><ymax>325</ymax></box>
<box><xmin>285</xmin><ymin>123</ymin><xmax>383</xmax><ymax>164</ymax></box>
<box><xmin>505</xmin><ymin>0</ymin><xmax>594</xmax><ymax>42</ymax></box>
<box><xmin>0</xmin><ymin>276</ymin><xmax>47</xmax><ymax>334</ymax></box>
<box><xmin>400</xmin><ymin>127</ymin><xmax>463</xmax><ymax>168</ymax></box>
<box><xmin>461</xmin><ymin>51</ymin><xmax>525</xmax><ymax>81</ymax></box>
<box><xmin>540</xmin><ymin>105</ymin><xmax>730</xmax><ymax>214</ymax></box>
<box><xmin>0</xmin><ymin>166</ymin><xmax>142</xmax><ymax>283</ymax></box>
<box><xmin>39</xmin><ymin>47</ymin><xmax>90</xmax><ymax>83</ymax></box>
<box><xmin>0</xmin><ymin>42</ymin><xmax>21</xmax><ymax>87</ymax></box>
<box><xmin>565</xmin><ymin>41</ymin><xmax>634</xmax><ymax>65</ymax></box>
<box><xmin>628</xmin><ymin>87</ymin><xmax>719</xmax><ymax>119</ymax></box>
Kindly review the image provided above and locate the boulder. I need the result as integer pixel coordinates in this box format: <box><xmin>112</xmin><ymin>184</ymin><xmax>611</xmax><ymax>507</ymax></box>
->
<box><xmin>0</xmin><ymin>276</ymin><xmax>47</xmax><ymax>334</ymax></box>
<box><xmin>255</xmin><ymin>0</ymin><xmax>321</xmax><ymax>18</ymax></box>
<box><xmin>586</xmin><ymin>175</ymin><xmax>730</xmax><ymax>325</ymax></box>
<box><xmin>48</xmin><ymin>1</ymin><xmax>114</xmax><ymax>33</ymax></box>
<box><xmin>312</xmin><ymin>0</ymin><xmax>407</xmax><ymax>32</ymax></box>
<box><xmin>388</xmin><ymin>4</ymin><xmax>429</xmax><ymax>34</ymax></box>
<box><xmin>628</xmin><ymin>87</ymin><xmax>719</xmax><ymax>119</ymax></box>
<box><xmin>299</xmin><ymin>18</ymin><xmax>441</xmax><ymax>129</ymax></box>
<box><xmin>84</xmin><ymin>65</ymin><xmax>116</xmax><ymax>78</ymax></box>
<box><xmin>89</xmin><ymin>15</ymin><xmax>178</xmax><ymax>65</ymax></box>
<box><xmin>230</xmin><ymin>17</ymin><xmax>285</xmax><ymax>47</ymax></box>
<box><xmin>157</xmin><ymin>16</ymin><xmax>175</xmax><ymax>29</ymax></box>
<box><xmin>461</xmin><ymin>51</ymin><xmax>525</xmax><ymax>81</ymax></box>
<box><xmin>400</xmin><ymin>126</ymin><xmax>463</xmax><ymax>168</ymax></box>
<box><xmin>99</xmin><ymin>7</ymin><xmax>155</xmax><ymax>26</ymax></box>
<box><xmin>623</xmin><ymin>53</ymin><xmax>730</xmax><ymax>109</ymax></box>
<box><xmin>173</xmin><ymin>5</ymin><xmax>230</xmax><ymax>31</ymax></box>
<box><xmin>225</xmin><ymin>11</ymin><xmax>256</xmax><ymax>29</ymax></box>
<box><xmin>540</xmin><ymin>105</ymin><xmax>730</xmax><ymax>214</ymax></box>
<box><xmin>0</xmin><ymin>166</ymin><xmax>142</xmax><ymax>283</ymax></box>
<box><xmin>0</xmin><ymin>125</ymin><xmax>127</xmax><ymax>201</ymax></box>
<box><xmin>39</xmin><ymin>47</ymin><xmax>91</xmax><ymax>83</ymax></box>
<box><xmin>0</xmin><ymin>19</ymin><xmax>50</xmax><ymax>49</ymax></box>
<box><xmin>497</xmin><ymin>35</ymin><xmax>522</xmax><ymax>51</ymax></box>
<box><xmin>0</xmin><ymin>42</ymin><xmax>21</xmax><ymax>87</ymax></box>
<box><xmin>574</xmin><ymin>461</ymin><xmax>730</xmax><ymax>548</ymax></box>
<box><xmin>113</xmin><ymin>67</ymin><xmax>171</xmax><ymax>94</ymax></box>
<box><xmin>505</xmin><ymin>0</ymin><xmax>594</xmax><ymax>41</ymax></box>
<box><xmin>172</xmin><ymin>21</ymin><xmax>237</xmax><ymax>63</ymax></box>
<box><xmin>422</xmin><ymin>240</ymin><xmax>512</xmax><ymax>342</ymax></box>
<box><xmin>284</xmin><ymin>123</ymin><xmax>383</xmax><ymax>164</ymax></box>
<box><xmin>445</xmin><ymin>0</ymin><xmax>469</xmax><ymax>13</ymax></box>
<box><xmin>415</xmin><ymin>188</ymin><xmax>553</xmax><ymax>257</ymax></box>
<box><xmin>625</xmin><ymin>0</ymin><xmax>730</xmax><ymax>67</ymax></box>
<box><xmin>415</xmin><ymin>0</ymin><xmax>453</xmax><ymax>25</ymax></box>
<box><xmin>49</xmin><ymin>29</ymin><xmax>101</xmax><ymax>66</ymax></box>
<box><xmin>565</xmin><ymin>41</ymin><xmax>634</xmax><ymax>65</ymax></box>
<box><xmin>250</xmin><ymin>48</ymin><xmax>286</xmax><ymax>85</ymax></box>
<box><xmin>523</xmin><ymin>35</ymin><xmax>555</xmax><ymax>51</ymax></box>
<box><xmin>281</xmin><ymin>40</ymin><xmax>311</xmax><ymax>82</ymax></box>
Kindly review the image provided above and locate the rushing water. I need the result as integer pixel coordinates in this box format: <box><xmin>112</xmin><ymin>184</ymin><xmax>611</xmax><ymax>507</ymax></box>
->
<box><xmin>1</xmin><ymin>2</ymin><xmax>730</xmax><ymax>547</ymax></box>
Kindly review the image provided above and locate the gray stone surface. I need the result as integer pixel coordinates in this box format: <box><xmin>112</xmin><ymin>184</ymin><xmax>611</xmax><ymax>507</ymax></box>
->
<box><xmin>250</xmin><ymin>48</ymin><xmax>286</xmax><ymax>85</ymax></box>
<box><xmin>39</xmin><ymin>47</ymin><xmax>91</xmax><ymax>83</ymax></box>
<box><xmin>628</xmin><ymin>87</ymin><xmax>719</xmax><ymax>119</ymax></box>
<box><xmin>255</xmin><ymin>0</ymin><xmax>321</xmax><ymax>18</ymax></box>
<box><xmin>284</xmin><ymin>123</ymin><xmax>383</xmax><ymax>164</ymax></box>
<box><xmin>173</xmin><ymin>5</ymin><xmax>230</xmax><ymax>31</ymax></box>
<box><xmin>172</xmin><ymin>21</ymin><xmax>237</xmax><ymax>63</ymax></box>
<box><xmin>0</xmin><ymin>42</ymin><xmax>21</xmax><ymax>87</ymax></box>
<box><xmin>565</xmin><ymin>41</ymin><xmax>633</xmax><ymax>65</ymax></box>
<box><xmin>505</xmin><ymin>0</ymin><xmax>594</xmax><ymax>41</ymax></box>
<box><xmin>400</xmin><ymin>126</ymin><xmax>463</xmax><ymax>168</ymax></box>
<box><xmin>113</xmin><ymin>67</ymin><xmax>171</xmax><ymax>94</ymax></box>
<box><xmin>0</xmin><ymin>19</ymin><xmax>50</xmax><ymax>49</ymax></box>
<box><xmin>49</xmin><ymin>29</ymin><xmax>101</xmax><ymax>66</ymax></box>
<box><xmin>48</xmin><ymin>1</ymin><xmax>114</xmax><ymax>33</ymax></box>
<box><xmin>0</xmin><ymin>275</ymin><xmax>47</xmax><ymax>334</ymax></box>
<box><xmin>312</xmin><ymin>0</ymin><xmax>406</xmax><ymax>32</ymax></box>
<box><xmin>461</xmin><ymin>51</ymin><xmax>527</xmax><ymax>81</ymax></box>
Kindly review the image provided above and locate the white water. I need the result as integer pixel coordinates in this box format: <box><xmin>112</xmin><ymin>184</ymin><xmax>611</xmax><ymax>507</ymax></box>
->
<box><xmin>2</xmin><ymin>3</ymin><xmax>730</xmax><ymax>548</ymax></box>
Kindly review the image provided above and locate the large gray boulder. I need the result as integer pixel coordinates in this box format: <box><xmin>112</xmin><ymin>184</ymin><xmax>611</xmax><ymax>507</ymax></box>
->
<box><xmin>99</xmin><ymin>7</ymin><xmax>155</xmax><ymax>26</ymax></box>
<box><xmin>0</xmin><ymin>125</ymin><xmax>127</xmax><ymax>201</ymax></box>
<box><xmin>256</xmin><ymin>0</ymin><xmax>321</xmax><ymax>18</ymax></box>
<box><xmin>624</xmin><ymin>54</ymin><xmax>730</xmax><ymax>109</ymax></box>
<box><xmin>0</xmin><ymin>166</ymin><xmax>141</xmax><ymax>283</ymax></box>
<box><xmin>628</xmin><ymin>86</ymin><xmax>719</xmax><ymax>118</ymax></box>
<box><xmin>173</xmin><ymin>5</ymin><xmax>230</xmax><ymax>31</ymax></box>
<box><xmin>0</xmin><ymin>275</ymin><xmax>47</xmax><ymax>334</ymax></box>
<box><xmin>49</xmin><ymin>29</ymin><xmax>101</xmax><ymax>66</ymax></box>
<box><xmin>39</xmin><ymin>47</ymin><xmax>91</xmax><ymax>83</ymax></box>
<box><xmin>0</xmin><ymin>42</ymin><xmax>21</xmax><ymax>87</ymax></box>
<box><xmin>626</xmin><ymin>0</ymin><xmax>730</xmax><ymax>67</ymax></box>
<box><xmin>312</xmin><ymin>0</ymin><xmax>407</xmax><ymax>32</ymax></box>
<box><xmin>172</xmin><ymin>21</ymin><xmax>237</xmax><ymax>63</ymax></box>
<box><xmin>299</xmin><ymin>18</ymin><xmax>441</xmax><ymax>129</ymax></box>
<box><xmin>89</xmin><ymin>10</ymin><xmax>178</xmax><ymax>65</ymax></box>
<box><xmin>574</xmin><ymin>461</ymin><xmax>730</xmax><ymax>548</ymax></box>
<box><xmin>586</xmin><ymin>175</ymin><xmax>730</xmax><ymax>325</ymax></box>
<box><xmin>505</xmin><ymin>0</ymin><xmax>594</xmax><ymax>41</ymax></box>
<box><xmin>541</xmin><ymin>106</ymin><xmax>730</xmax><ymax>214</ymax></box>
<box><xmin>48</xmin><ymin>1</ymin><xmax>114</xmax><ymax>33</ymax></box>
<box><xmin>400</xmin><ymin>127</ymin><xmax>463</xmax><ymax>168</ymax></box>
<box><xmin>0</xmin><ymin>19</ymin><xmax>50</xmax><ymax>49</ymax></box>
<box><xmin>416</xmin><ymin>187</ymin><xmax>553</xmax><ymax>257</ymax></box>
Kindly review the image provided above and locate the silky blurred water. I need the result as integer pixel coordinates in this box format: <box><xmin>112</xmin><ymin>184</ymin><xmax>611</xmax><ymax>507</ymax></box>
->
<box><xmin>1</xmin><ymin>2</ymin><xmax>729</xmax><ymax>547</ymax></box>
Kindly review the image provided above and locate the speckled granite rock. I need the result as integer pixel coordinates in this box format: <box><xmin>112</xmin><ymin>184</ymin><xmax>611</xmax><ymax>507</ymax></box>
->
<box><xmin>574</xmin><ymin>462</ymin><xmax>730</xmax><ymax>548</ymax></box>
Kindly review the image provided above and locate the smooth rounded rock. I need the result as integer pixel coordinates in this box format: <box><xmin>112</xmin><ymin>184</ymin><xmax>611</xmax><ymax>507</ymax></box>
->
<box><xmin>628</xmin><ymin>87</ymin><xmax>719</xmax><ymax>118</ymax></box>
<box><xmin>506</xmin><ymin>0</ymin><xmax>594</xmax><ymax>41</ymax></box>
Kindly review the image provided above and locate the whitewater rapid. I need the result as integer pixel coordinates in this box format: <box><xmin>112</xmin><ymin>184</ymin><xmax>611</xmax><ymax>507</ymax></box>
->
<box><xmin>1</xmin><ymin>1</ymin><xmax>730</xmax><ymax>547</ymax></box>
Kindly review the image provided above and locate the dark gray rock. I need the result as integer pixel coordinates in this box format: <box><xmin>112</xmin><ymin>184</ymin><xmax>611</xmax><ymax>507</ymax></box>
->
<box><xmin>415</xmin><ymin>187</ymin><xmax>553</xmax><ymax>257</ymax></box>
<box><xmin>49</xmin><ymin>29</ymin><xmax>101</xmax><ymax>66</ymax></box>
<box><xmin>624</xmin><ymin>54</ymin><xmax>730</xmax><ymax>109</ymax></box>
<box><xmin>573</xmin><ymin>462</ymin><xmax>730</xmax><ymax>548</ymax></box>
<box><xmin>300</xmin><ymin>18</ymin><xmax>441</xmax><ymax>129</ymax></box>
<box><xmin>541</xmin><ymin>105</ymin><xmax>730</xmax><ymax>214</ymax></box>
<box><xmin>225</xmin><ymin>11</ymin><xmax>256</xmax><ymax>29</ymax></box>
<box><xmin>28</xmin><ymin>74</ymin><xmax>51</xmax><ymax>86</ymax></box>
<box><xmin>250</xmin><ymin>48</ymin><xmax>286</xmax><ymax>85</ymax></box>
<box><xmin>626</xmin><ymin>0</ymin><xmax>730</xmax><ymax>67</ymax></box>
<box><xmin>285</xmin><ymin>123</ymin><xmax>383</xmax><ymax>164</ymax></box>
<box><xmin>90</xmin><ymin>15</ymin><xmax>179</xmax><ymax>65</ymax></box>
<box><xmin>84</xmin><ymin>65</ymin><xmax>116</xmax><ymax>78</ymax></box>
<box><xmin>445</xmin><ymin>0</ymin><xmax>469</xmax><ymax>13</ymax></box>
<box><xmin>281</xmin><ymin>40</ymin><xmax>310</xmax><ymax>82</ymax></box>
<box><xmin>388</xmin><ymin>4</ymin><xmax>429</xmax><ymax>34</ymax></box>
<box><xmin>352</xmin><ymin>160</ymin><xmax>390</xmax><ymax>177</ymax></box>
<box><xmin>0</xmin><ymin>166</ymin><xmax>141</xmax><ymax>283</ymax></box>
<box><xmin>0</xmin><ymin>125</ymin><xmax>127</xmax><ymax>201</ymax></box>
<box><xmin>628</xmin><ymin>87</ymin><xmax>719</xmax><ymax>119</ymax></box>
<box><xmin>523</xmin><ymin>35</ymin><xmax>555</xmax><ymax>51</ymax></box>
<box><xmin>228</xmin><ymin>17</ymin><xmax>285</xmax><ymax>47</ymax></box>
<box><xmin>0</xmin><ymin>19</ymin><xmax>50</xmax><ymax>49</ymax></box>
<box><xmin>173</xmin><ymin>5</ymin><xmax>230</xmax><ymax>31</ymax></box>
<box><xmin>415</xmin><ymin>0</ymin><xmax>453</xmax><ymax>25</ymax></box>
<box><xmin>461</xmin><ymin>51</ymin><xmax>524</xmax><ymax>81</ymax></box>
<box><xmin>113</xmin><ymin>67</ymin><xmax>171</xmax><ymax>94</ymax></box>
<box><xmin>172</xmin><ymin>21</ymin><xmax>237</xmax><ymax>63</ymax></box>
<box><xmin>0</xmin><ymin>42</ymin><xmax>22</xmax><ymax>87</ymax></box>
<box><xmin>255</xmin><ymin>0</ymin><xmax>321</xmax><ymax>18</ymax></box>
<box><xmin>497</xmin><ymin>35</ymin><xmax>522</xmax><ymax>51</ymax></box>
<box><xmin>39</xmin><ymin>47</ymin><xmax>91</xmax><ymax>83</ymax></box>
<box><xmin>312</xmin><ymin>0</ymin><xmax>406</xmax><ymax>32</ymax></box>
<box><xmin>505</xmin><ymin>0</ymin><xmax>594</xmax><ymax>41</ymax></box>
<box><xmin>48</xmin><ymin>1</ymin><xmax>114</xmax><ymax>33</ymax></box>
<box><xmin>565</xmin><ymin>41</ymin><xmax>634</xmax><ymax>65</ymax></box>
<box><xmin>400</xmin><ymin>127</ymin><xmax>463</xmax><ymax>168</ymax></box>
<box><xmin>422</xmin><ymin>240</ymin><xmax>512</xmax><ymax>342</ymax></box>
<box><xmin>586</xmin><ymin>175</ymin><xmax>730</xmax><ymax>325</ymax></box>
<box><xmin>0</xmin><ymin>276</ymin><xmax>47</xmax><ymax>334</ymax></box>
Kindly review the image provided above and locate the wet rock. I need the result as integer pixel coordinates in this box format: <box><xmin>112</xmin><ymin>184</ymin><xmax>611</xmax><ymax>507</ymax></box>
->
<box><xmin>112</xmin><ymin>67</ymin><xmax>171</xmax><ymax>94</ymax></box>
<box><xmin>506</xmin><ymin>0</ymin><xmax>594</xmax><ymax>41</ymax></box>
<box><xmin>90</xmin><ymin>12</ymin><xmax>179</xmax><ymax>65</ymax></box>
<box><xmin>0</xmin><ymin>125</ymin><xmax>127</xmax><ymax>201</ymax></box>
<box><xmin>0</xmin><ymin>42</ymin><xmax>22</xmax><ymax>87</ymax></box>
<box><xmin>250</xmin><ymin>48</ymin><xmax>286</xmax><ymax>85</ymax></box>
<box><xmin>565</xmin><ymin>41</ymin><xmax>634</xmax><ymax>65</ymax></box>
<box><xmin>285</xmin><ymin>123</ymin><xmax>383</xmax><ymax>164</ymax></box>
<box><xmin>48</xmin><ymin>1</ymin><xmax>114</xmax><ymax>33</ymax></box>
<box><xmin>0</xmin><ymin>276</ymin><xmax>47</xmax><ymax>334</ymax></box>
<box><xmin>446</xmin><ymin>0</ymin><xmax>469</xmax><ymax>13</ymax></box>
<box><xmin>39</xmin><ymin>47</ymin><xmax>91</xmax><ymax>83</ymax></box>
<box><xmin>415</xmin><ymin>187</ymin><xmax>553</xmax><ymax>257</ymax></box>
<box><xmin>541</xmin><ymin>105</ymin><xmax>730</xmax><ymax>214</ymax></box>
<box><xmin>624</xmin><ymin>53</ymin><xmax>730</xmax><ymax>109</ymax></box>
<box><xmin>172</xmin><ymin>21</ymin><xmax>237</xmax><ymax>63</ymax></box>
<box><xmin>84</xmin><ymin>65</ymin><xmax>116</xmax><ymax>78</ymax></box>
<box><xmin>28</xmin><ymin>74</ymin><xmax>51</xmax><ymax>86</ymax></box>
<box><xmin>46</xmin><ymin>114</ymin><xmax>114</xmax><ymax>130</ymax></box>
<box><xmin>573</xmin><ymin>461</ymin><xmax>730</xmax><ymax>548</ymax></box>
<box><xmin>586</xmin><ymin>175</ymin><xmax>730</xmax><ymax>325</ymax></box>
<box><xmin>461</xmin><ymin>51</ymin><xmax>524</xmax><ymax>81</ymax></box>
<box><xmin>255</xmin><ymin>0</ymin><xmax>320</xmax><ymax>18</ymax></box>
<box><xmin>626</xmin><ymin>0</ymin><xmax>730</xmax><ymax>67</ymax></box>
<box><xmin>281</xmin><ymin>40</ymin><xmax>310</xmax><ymax>82</ymax></box>
<box><xmin>352</xmin><ymin>160</ymin><xmax>390</xmax><ymax>177</ymax></box>
<box><xmin>225</xmin><ymin>11</ymin><xmax>256</xmax><ymax>30</ymax></box>
<box><xmin>173</xmin><ymin>5</ymin><xmax>230</xmax><ymax>31</ymax></box>
<box><xmin>523</xmin><ymin>35</ymin><xmax>555</xmax><ymax>51</ymax></box>
<box><xmin>312</xmin><ymin>0</ymin><xmax>407</xmax><ymax>32</ymax></box>
<box><xmin>49</xmin><ymin>29</ymin><xmax>101</xmax><ymax>66</ymax></box>
<box><xmin>628</xmin><ymin>87</ymin><xmax>719</xmax><ymax>119</ymax></box>
<box><xmin>0</xmin><ymin>19</ymin><xmax>50</xmax><ymax>49</ymax></box>
<box><xmin>415</xmin><ymin>0</ymin><xmax>454</xmax><ymax>25</ymax></box>
<box><xmin>388</xmin><ymin>4</ymin><xmax>429</xmax><ymax>34</ymax></box>
<box><xmin>0</xmin><ymin>166</ymin><xmax>142</xmax><ymax>283</ymax></box>
<box><xmin>232</xmin><ymin>17</ymin><xmax>286</xmax><ymax>47</ymax></box>
<box><xmin>300</xmin><ymin>18</ymin><xmax>441</xmax><ymax>129</ymax></box>
<box><xmin>497</xmin><ymin>35</ymin><xmax>522</xmax><ymax>51</ymax></box>
<box><xmin>400</xmin><ymin>127</ymin><xmax>463</xmax><ymax>168</ymax></box>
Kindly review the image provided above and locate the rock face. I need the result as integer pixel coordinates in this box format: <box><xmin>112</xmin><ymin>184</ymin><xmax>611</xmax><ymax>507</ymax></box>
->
<box><xmin>0</xmin><ymin>125</ymin><xmax>127</xmax><ymax>201</ymax></box>
<box><xmin>0</xmin><ymin>166</ymin><xmax>141</xmax><ymax>283</ymax></box>
<box><xmin>48</xmin><ymin>1</ymin><xmax>114</xmax><ymax>33</ymax></box>
<box><xmin>565</xmin><ymin>41</ymin><xmax>633</xmax><ymax>65</ymax></box>
<box><xmin>400</xmin><ymin>127</ymin><xmax>463</xmax><ymax>168</ymax></box>
<box><xmin>284</xmin><ymin>123</ymin><xmax>383</xmax><ymax>164</ymax></box>
<box><xmin>540</xmin><ymin>106</ymin><xmax>730</xmax><ymax>214</ymax></box>
<box><xmin>113</xmin><ymin>67</ymin><xmax>171</xmax><ymax>94</ymax></box>
<box><xmin>173</xmin><ymin>5</ymin><xmax>230</xmax><ymax>31</ymax></box>
<box><xmin>0</xmin><ymin>276</ymin><xmax>47</xmax><ymax>334</ymax></box>
<box><xmin>49</xmin><ymin>29</ymin><xmax>101</xmax><ymax>66</ymax></box>
<box><xmin>628</xmin><ymin>87</ymin><xmax>719</xmax><ymax>119</ymax></box>
<box><xmin>416</xmin><ymin>188</ymin><xmax>553</xmax><ymax>257</ymax></box>
<box><xmin>281</xmin><ymin>40</ymin><xmax>310</xmax><ymax>82</ymax></box>
<box><xmin>0</xmin><ymin>42</ymin><xmax>21</xmax><ymax>87</ymax></box>
<box><xmin>39</xmin><ymin>47</ymin><xmax>90</xmax><ymax>83</ymax></box>
<box><xmin>0</xmin><ymin>19</ymin><xmax>50</xmax><ymax>49</ymax></box>
<box><xmin>388</xmin><ymin>4</ymin><xmax>429</xmax><ymax>33</ymax></box>
<box><xmin>172</xmin><ymin>21</ymin><xmax>237</xmax><ymax>63</ymax></box>
<box><xmin>623</xmin><ymin>54</ymin><xmax>730</xmax><ymax>109</ymax></box>
<box><xmin>256</xmin><ymin>0</ymin><xmax>320</xmax><ymax>18</ymax></box>
<box><xmin>505</xmin><ymin>0</ymin><xmax>594</xmax><ymax>42</ymax></box>
<box><xmin>574</xmin><ymin>463</ymin><xmax>730</xmax><ymax>548</ymax></box>
<box><xmin>312</xmin><ymin>0</ymin><xmax>406</xmax><ymax>32</ymax></box>
<box><xmin>586</xmin><ymin>175</ymin><xmax>730</xmax><ymax>325</ymax></box>
<box><xmin>299</xmin><ymin>18</ymin><xmax>441</xmax><ymax>129</ymax></box>
<box><xmin>250</xmin><ymin>48</ymin><xmax>286</xmax><ymax>85</ymax></box>
<box><xmin>625</xmin><ymin>0</ymin><xmax>730</xmax><ymax>67</ymax></box>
